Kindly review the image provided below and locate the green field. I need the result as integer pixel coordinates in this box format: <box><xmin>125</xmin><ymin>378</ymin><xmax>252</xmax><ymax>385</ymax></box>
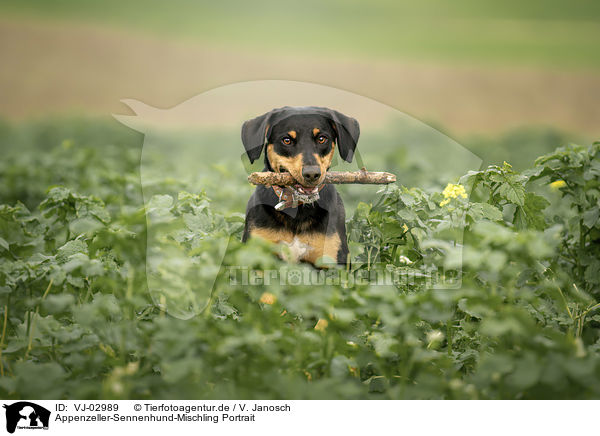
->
<box><xmin>0</xmin><ymin>118</ymin><xmax>599</xmax><ymax>399</ymax></box>
<box><xmin>1</xmin><ymin>1</ymin><xmax>599</xmax><ymax>400</ymax></box>
<box><xmin>3</xmin><ymin>0</ymin><xmax>600</xmax><ymax>68</ymax></box>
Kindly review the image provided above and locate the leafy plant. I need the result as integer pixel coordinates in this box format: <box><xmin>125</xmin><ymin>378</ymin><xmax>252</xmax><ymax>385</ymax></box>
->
<box><xmin>0</xmin><ymin>120</ymin><xmax>599</xmax><ymax>399</ymax></box>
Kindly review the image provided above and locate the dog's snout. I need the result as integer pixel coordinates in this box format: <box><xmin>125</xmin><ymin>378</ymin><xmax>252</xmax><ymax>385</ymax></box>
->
<box><xmin>302</xmin><ymin>166</ymin><xmax>321</xmax><ymax>184</ymax></box>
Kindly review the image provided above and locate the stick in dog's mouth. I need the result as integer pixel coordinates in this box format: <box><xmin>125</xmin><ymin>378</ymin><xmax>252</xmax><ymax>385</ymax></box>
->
<box><xmin>248</xmin><ymin>170</ymin><xmax>397</xmax><ymax>186</ymax></box>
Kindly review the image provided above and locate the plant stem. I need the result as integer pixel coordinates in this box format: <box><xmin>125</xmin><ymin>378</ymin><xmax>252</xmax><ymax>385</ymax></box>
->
<box><xmin>0</xmin><ymin>305</ymin><xmax>8</xmax><ymax>377</ymax></box>
<box><xmin>42</xmin><ymin>279</ymin><xmax>53</xmax><ymax>300</ymax></box>
<box><xmin>554</xmin><ymin>283</ymin><xmax>573</xmax><ymax>320</ymax></box>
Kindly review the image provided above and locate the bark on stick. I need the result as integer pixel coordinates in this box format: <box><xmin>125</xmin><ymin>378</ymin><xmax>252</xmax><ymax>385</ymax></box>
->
<box><xmin>248</xmin><ymin>170</ymin><xmax>396</xmax><ymax>186</ymax></box>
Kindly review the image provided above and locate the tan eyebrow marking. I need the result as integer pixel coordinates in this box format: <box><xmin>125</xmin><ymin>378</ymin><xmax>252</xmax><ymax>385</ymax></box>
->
<box><xmin>288</xmin><ymin>130</ymin><xmax>297</xmax><ymax>139</ymax></box>
<box><xmin>312</xmin><ymin>128</ymin><xmax>320</xmax><ymax>136</ymax></box>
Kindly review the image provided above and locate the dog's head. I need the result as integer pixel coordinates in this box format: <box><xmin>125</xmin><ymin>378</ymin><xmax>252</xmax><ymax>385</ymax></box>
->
<box><xmin>241</xmin><ymin>106</ymin><xmax>360</xmax><ymax>194</ymax></box>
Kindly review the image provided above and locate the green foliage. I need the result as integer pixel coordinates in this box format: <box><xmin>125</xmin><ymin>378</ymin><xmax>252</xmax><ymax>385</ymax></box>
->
<box><xmin>0</xmin><ymin>121</ymin><xmax>599</xmax><ymax>399</ymax></box>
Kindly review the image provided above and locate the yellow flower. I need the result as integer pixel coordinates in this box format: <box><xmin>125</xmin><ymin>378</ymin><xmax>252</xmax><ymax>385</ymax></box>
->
<box><xmin>440</xmin><ymin>183</ymin><xmax>467</xmax><ymax>206</ymax></box>
<box><xmin>549</xmin><ymin>180</ymin><xmax>566</xmax><ymax>190</ymax></box>
<box><xmin>259</xmin><ymin>292</ymin><xmax>276</xmax><ymax>305</ymax></box>
<box><xmin>314</xmin><ymin>318</ymin><xmax>328</xmax><ymax>332</ymax></box>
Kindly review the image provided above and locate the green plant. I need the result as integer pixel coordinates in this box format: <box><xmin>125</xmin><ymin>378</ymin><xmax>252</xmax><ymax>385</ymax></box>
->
<box><xmin>0</xmin><ymin>120</ymin><xmax>599</xmax><ymax>399</ymax></box>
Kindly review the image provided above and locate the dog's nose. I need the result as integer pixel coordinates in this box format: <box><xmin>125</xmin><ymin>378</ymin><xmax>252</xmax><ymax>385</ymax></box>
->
<box><xmin>302</xmin><ymin>166</ymin><xmax>321</xmax><ymax>184</ymax></box>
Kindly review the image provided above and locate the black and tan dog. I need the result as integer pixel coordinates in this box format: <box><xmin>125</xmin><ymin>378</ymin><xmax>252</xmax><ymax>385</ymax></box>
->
<box><xmin>241</xmin><ymin>106</ymin><xmax>360</xmax><ymax>266</ymax></box>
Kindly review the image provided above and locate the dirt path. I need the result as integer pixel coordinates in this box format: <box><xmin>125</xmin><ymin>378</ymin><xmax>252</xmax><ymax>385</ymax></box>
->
<box><xmin>1</xmin><ymin>17</ymin><xmax>599</xmax><ymax>136</ymax></box>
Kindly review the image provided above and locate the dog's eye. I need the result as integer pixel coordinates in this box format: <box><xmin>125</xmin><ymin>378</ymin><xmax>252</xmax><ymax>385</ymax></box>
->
<box><xmin>282</xmin><ymin>137</ymin><xmax>292</xmax><ymax>145</ymax></box>
<box><xmin>317</xmin><ymin>135</ymin><xmax>328</xmax><ymax>144</ymax></box>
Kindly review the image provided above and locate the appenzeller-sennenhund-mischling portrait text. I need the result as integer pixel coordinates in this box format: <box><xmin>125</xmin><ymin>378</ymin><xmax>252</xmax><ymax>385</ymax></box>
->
<box><xmin>241</xmin><ymin>106</ymin><xmax>360</xmax><ymax>266</ymax></box>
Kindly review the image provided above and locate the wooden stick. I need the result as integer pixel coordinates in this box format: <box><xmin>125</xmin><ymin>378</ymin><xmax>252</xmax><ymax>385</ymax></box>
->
<box><xmin>248</xmin><ymin>170</ymin><xmax>396</xmax><ymax>186</ymax></box>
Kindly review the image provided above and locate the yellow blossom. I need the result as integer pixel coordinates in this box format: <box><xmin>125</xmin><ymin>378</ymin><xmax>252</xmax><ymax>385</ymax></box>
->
<box><xmin>314</xmin><ymin>318</ymin><xmax>328</xmax><ymax>331</ymax></box>
<box><xmin>259</xmin><ymin>292</ymin><xmax>276</xmax><ymax>305</ymax></box>
<box><xmin>549</xmin><ymin>180</ymin><xmax>566</xmax><ymax>190</ymax></box>
<box><xmin>440</xmin><ymin>183</ymin><xmax>467</xmax><ymax>206</ymax></box>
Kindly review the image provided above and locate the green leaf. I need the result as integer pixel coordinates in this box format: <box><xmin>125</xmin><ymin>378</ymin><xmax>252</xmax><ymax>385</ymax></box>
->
<box><xmin>497</xmin><ymin>177</ymin><xmax>526</xmax><ymax>206</ymax></box>
<box><xmin>584</xmin><ymin>259</ymin><xmax>600</xmax><ymax>284</ymax></box>
<box><xmin>458</xmin><ymin>298</ymin><xmax>492</xmax><ymax>319</ymax></box>
<box><xmin>43</xmin><ymin>294</ymin><xmax>76</xmax><ymax>314</ymax></box>
<box><xmin>468</xmin><ymin>203</ymin><xmax>503</xmax><ymax>222</ymax></box>
<box><xmin>513</xmin><ymin>193</ymin><xmax>550</xmax><ymax>230</ymax></box>
<box><xmin>504</xmin><ymin>353</ymin><xmax>541</xmax><ymax>391</ymax></box>
<box><xmin>513</xmin><ymin>206</ymin><xmax>528</xmax><ymax>230</ymax></box>
<box><xmin>56</xmin><ymin>239</ymin><xmax>88</xmax><ymax>263</ymax></box>
<box><xmin>583</xmin><ymin>208</ymin><xmax>599</xmax><ymax>229</ymax></box>
<box><xmin>69</xmin><ymin>217</ymin><xmax>105</xmax><ymax>235</ymax></box>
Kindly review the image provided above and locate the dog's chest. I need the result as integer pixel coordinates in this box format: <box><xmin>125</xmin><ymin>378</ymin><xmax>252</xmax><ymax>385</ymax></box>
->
<box><xmin>249</xmin><ymin>227</ymin><xmax>340</xmax><ymax>264</ymax></box>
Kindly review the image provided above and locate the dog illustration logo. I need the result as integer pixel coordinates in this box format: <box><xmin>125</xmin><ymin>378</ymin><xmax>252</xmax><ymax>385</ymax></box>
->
<box><xmin>3</xmin><ymin>402</ymin><xmax>50</xmax><ymax>433</ymax></box>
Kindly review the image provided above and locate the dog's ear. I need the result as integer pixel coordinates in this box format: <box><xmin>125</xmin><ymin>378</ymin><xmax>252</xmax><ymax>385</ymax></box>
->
<box><xmin>326</xmin><ymin>109</ymin><xmax>360</xmax><ymax>163</ymax></box>
<box><xmin>241</xmin><ymin>111</ymin><xmax>273</xmax><ymax>163</ymax></box>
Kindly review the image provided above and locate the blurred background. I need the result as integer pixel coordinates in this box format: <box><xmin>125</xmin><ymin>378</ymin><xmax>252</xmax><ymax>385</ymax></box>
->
<box><xmin>1</xmin><ymin>0</ymin><xmax>599</xmax><ymax>196</ymax></box>
<box><xmin>1</xmin><ymin>0</ymin><xmax>600</xmax><ymax>401</ymax></box>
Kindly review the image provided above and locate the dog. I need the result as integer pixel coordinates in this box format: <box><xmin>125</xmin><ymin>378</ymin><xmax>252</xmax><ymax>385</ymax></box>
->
<box><xmin>241</xmin><ymin>106</ymin><xmax>360</xmax><ymax>266</ymax></box>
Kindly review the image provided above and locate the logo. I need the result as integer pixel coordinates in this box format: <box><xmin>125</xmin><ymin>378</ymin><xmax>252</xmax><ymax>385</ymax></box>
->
<box><xmin>2</xmin><ymin>402</ymin><xmax>50</xmax><ymax>434</ymax></box>
<box><xmin>114</xmin><ymin>81</ymin><xmax>482</xmax><ymax>319</ymax></box>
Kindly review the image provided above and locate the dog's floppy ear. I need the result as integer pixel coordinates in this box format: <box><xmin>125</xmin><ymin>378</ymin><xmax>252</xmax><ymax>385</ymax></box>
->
<box><xmin>241</xmin><ymin>111</ymin><xmax>274</xmax><ymax>163</ymax></box>
<box><xmin>326</xmin><ymin>109</ymin><xmax>360</xmax><ymax>163</ymax></box>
